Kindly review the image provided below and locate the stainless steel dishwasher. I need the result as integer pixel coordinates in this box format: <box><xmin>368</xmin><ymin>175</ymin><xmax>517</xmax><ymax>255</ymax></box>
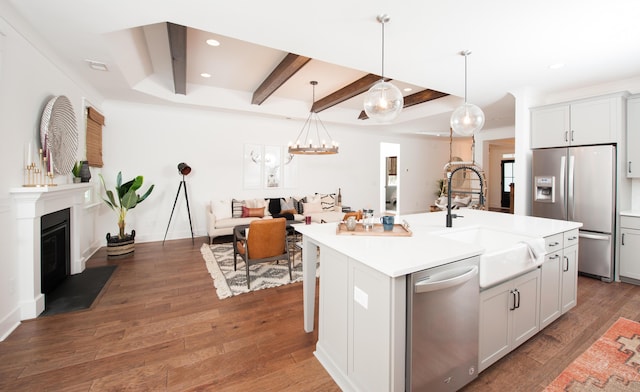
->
<box><xmin>406</xmin><ymin>256</ymin><xmax>480</xmax><ymax>392</ymax></box>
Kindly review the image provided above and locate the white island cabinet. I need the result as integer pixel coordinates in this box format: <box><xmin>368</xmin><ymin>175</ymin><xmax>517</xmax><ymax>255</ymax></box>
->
<box><xmin>539</xmin><ymin>229</ymin><xmax>579</xmax><ymax>329</ymax></box>
<box><xmin>620</xmin><ymin>211</ymin><xmax>640</xmax><ymax>283</ymax></box>
<box><xmin>479</xmin><ymin>268</ymin><xmax>540</xmax><ymax>372</ymax></box>
<box><xmin>294</xmin><ymin>210</ymin><xmax>582</xmax><ymax>392</ymax></box>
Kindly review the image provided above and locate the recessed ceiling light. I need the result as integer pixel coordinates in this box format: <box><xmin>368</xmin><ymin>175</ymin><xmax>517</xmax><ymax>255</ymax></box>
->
<box><xmin>206</xmin><ymin>39</ymin><xmax>220</xmax><ymax>47</ymax></box>
<box><xmin>200</xmin><ymin>73</ymin><xmax>211</xmax><ymax>78</ymax></box>
<box><xmin>85</xmin><ymin>59</ymin><xmax>108</xmax><ymax>71</ymax></box>
<box><xmin>403</xmin><ymin>87</ymin><xmax>413</xmax><ymax>92</ymax></box>
<box><xmin>549</xmin><ymin>63</ymin><xmax>565</xmax><ymax>70</ymax></box>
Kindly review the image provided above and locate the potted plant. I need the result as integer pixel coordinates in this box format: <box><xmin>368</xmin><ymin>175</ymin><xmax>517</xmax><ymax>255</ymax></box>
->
<box><xmin>99</xmin><ymin>171</ymin><xmax>154</xmax><ymax>258</ymax></box>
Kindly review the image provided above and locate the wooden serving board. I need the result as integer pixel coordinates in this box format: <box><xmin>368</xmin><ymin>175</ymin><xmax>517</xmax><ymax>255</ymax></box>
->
<box><xmin>336</xmin><ymin>222</ymin><xmax>412</xmax><ymax>236</ymax></box>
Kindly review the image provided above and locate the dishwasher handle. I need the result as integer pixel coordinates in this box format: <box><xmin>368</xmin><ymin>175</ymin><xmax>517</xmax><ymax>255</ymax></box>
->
<box><xmin>414</xmin><ymin>265</ymin><xmax>478</xmax><ymax>294</ymax></box>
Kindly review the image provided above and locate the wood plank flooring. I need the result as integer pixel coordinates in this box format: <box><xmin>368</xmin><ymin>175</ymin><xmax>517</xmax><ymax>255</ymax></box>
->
<box><xmin>1</xmin><ymin>237</ymin><xmax>639</xmax><ymax>391</ymax></box>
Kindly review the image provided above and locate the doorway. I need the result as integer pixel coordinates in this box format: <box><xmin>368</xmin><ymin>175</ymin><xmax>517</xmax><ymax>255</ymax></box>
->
<box><xmin>500</xmin><ymin>159</ymin><xmax>515</xmax><ymax>209</ymax></box>
<box><xmin>380</xmin><ymin>143</ymin><xmax>400</xmax><ymax>214</ymax></box>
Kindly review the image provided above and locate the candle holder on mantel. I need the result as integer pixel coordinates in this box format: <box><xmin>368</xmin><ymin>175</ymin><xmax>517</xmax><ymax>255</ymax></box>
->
<box><xmin>23</xmin><ymin>149</ymin><xmax>56</xmax><ymax>187</ymax></box>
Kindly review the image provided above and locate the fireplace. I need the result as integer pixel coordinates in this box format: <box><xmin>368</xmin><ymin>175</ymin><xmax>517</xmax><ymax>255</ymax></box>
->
<box><xmin>40</xmin><ymin>208</ymin><xmax>70</xmax><ymax>294</ymax></box>
<box><xmin>10</xmin><ymin>183</ymin><xmax>93</xmax><ymax>319</ymax></box>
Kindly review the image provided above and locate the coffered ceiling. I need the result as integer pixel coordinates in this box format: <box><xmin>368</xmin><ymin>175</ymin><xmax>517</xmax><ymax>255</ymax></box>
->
<box><xmin>5</xmin><ymin>0</ymin><xmax>640</xmax><ymax>136</ymax></box>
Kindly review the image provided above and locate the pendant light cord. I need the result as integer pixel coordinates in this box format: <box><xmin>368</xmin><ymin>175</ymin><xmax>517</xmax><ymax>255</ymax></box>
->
<box><xmin>464</xmin><ymin>51</ymin><xmax>468</xmax><ymax>104</ymax></box>
<box><xmin>381</xmin><ymin>21</ymin><xmax>385</xmax><ymax>79</ymax></box>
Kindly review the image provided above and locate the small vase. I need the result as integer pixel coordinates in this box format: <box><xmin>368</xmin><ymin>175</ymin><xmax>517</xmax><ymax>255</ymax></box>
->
<box><xmin>346</xmin><ymin>216</ymin><xmax>357</xmax><ymax>231</ymax></box>
<box><xmin>79</xmin><ymin>161</ymin><xmax>91</xmax><ymax>182</ymax></box>
<box><xmin>72</xmin><ymin>177</ymin><xmax>81</xmax><ymax>183</ymax></box>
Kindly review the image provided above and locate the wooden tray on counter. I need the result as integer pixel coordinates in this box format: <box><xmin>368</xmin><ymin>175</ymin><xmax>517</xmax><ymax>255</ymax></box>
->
<box><xmin>336</xmin><ymin>222</ymin><xmax>412</xmax><ymax>236</ymax></box>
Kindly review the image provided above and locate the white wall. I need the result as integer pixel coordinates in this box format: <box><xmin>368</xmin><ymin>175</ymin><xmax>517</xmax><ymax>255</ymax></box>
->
<box><xmin>98</xmin><ymin>101</ymin><xmax>457</xmax><ymax>242</ymax></box>
<box><xmin>0</xmin><ymin>9</ymin><xmax>103</xmax><ymax>339</ymax></box>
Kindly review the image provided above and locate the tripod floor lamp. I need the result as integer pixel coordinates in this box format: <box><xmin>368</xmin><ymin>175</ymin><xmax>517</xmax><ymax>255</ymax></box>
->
<box><xmin>163</xmin><ymin>162</ymin><xmax>194</xmax><ymax>245</ymax></box>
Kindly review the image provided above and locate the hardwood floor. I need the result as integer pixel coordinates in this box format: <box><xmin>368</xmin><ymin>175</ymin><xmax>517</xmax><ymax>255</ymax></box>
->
<box><xmin>1</xmin><ymin>237</ymin><xmax>639</xmax><ymax>391</ymax></box>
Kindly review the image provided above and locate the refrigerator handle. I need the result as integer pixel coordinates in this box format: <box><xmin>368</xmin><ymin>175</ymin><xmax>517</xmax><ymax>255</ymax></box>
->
<box><xmin>560</xmin><ymin>155</ymin><xmax>566</xmax><ymax>217</ymax></box>
<box><xmin>568</xmin><ymin>154</ymin><xmax>575</xmax><ymax>221</ymax></box>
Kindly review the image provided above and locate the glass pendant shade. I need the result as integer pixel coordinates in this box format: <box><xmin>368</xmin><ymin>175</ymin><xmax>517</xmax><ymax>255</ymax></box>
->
<box><xmin>363</xmin><ymin>80</ymin><xmax>404</xmax><ymax>122</ymax></box>
<box><xmin>450</xmin><ymin>50</ymin><xmax>485</xmax><ymax>136</ymax></box>
<box><xmin>450</xmin><ymin>102</ymin><xmax>485</xmax><ymax>136</ymax></box>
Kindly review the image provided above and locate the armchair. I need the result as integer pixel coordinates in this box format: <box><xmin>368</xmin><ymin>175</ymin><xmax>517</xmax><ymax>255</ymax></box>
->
<box><xmin>233</xmin><ymin>218</ymin><xmax>291</xmax><ymax>289</ymax></box>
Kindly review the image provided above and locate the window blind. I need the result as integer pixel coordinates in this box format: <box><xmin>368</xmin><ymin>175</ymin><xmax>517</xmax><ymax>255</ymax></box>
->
<box><xmin>86</xmin><ymin>106</ymin><xmax>104</xmax><ymax>167</ymax></box>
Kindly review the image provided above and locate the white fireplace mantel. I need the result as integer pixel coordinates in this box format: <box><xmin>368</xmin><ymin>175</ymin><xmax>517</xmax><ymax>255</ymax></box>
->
<box><xmin>10</xmin><ymin>183</ymin><xmax>93</xmax><ymax>319</ymax></box>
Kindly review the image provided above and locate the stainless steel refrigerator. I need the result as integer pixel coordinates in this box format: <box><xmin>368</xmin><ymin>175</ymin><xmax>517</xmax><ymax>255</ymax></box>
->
<box><xmin>531</xmin><ymin>145</ymin><xmax>616</xmax><ymax>281</ymax></box>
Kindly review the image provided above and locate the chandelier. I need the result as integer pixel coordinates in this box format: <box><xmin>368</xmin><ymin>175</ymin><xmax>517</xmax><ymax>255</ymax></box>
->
<box><xmin>288</xmin><ymin>81</ymin><xmax>339</xmax><ymax>155</ymax></box>
<box><xmin>450</xmin><ymin>50</ymin><xmax>485</xmax><ymax>136</ymax></box>
<box><xmin>363</xmin><ymin>14</ymin><xmax>404</xmax><ymax>122</ymax></box>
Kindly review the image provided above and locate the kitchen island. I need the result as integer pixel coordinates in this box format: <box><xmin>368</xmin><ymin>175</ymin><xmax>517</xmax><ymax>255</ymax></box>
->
<box><xmin>294</xmin><ymin>209</ymin><xmax>582</xmax><ymax>392</ymax></box>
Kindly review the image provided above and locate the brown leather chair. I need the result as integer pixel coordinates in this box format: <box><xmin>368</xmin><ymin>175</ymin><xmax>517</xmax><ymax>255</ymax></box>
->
<box><xmin>233</xmin><ymin>218</ymin><xmax>291</xmax><ymax>289</ymax></box>
<box><xmin>343</xmin><ymin>210</ymin><xmax>362</xmax><ymax>221</ymax></box>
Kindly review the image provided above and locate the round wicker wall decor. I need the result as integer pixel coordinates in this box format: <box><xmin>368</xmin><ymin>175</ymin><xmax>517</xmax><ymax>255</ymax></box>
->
<box><xmin>40</xmin><ymin>95</ymin><xmax>78</xmax><ymax>174</ymax></box>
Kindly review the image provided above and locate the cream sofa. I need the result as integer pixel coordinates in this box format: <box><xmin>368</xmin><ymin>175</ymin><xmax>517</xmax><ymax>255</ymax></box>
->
<box><xmin>207</xmin><ymin>195</ymin><xmax>344</xmax><ymax>244</ymax></box>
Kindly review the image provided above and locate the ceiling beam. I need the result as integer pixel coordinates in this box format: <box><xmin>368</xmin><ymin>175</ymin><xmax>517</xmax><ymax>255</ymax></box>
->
<box><xmin>167</xmin><ymin>22</ymin><xmax>187</xmax><ymax>95</ymax></box>
<box><xmin>402</xmin><ymin>89</ymin><xmax>449</xmax><ymax>108</ymax></box>
<box><xmin>358</xmin><ymin>88</ymin><xmax>449</xmax><ymax>120</ymax></box>
<box><xmin>252</xmin><ymin>53</ymin><xmax>311</xmax><ymax>105</ymax></box>
<box><xmin>311</xmin><ymin>74</ymin><xmax>384</xmax><ymax>113</ymax></box>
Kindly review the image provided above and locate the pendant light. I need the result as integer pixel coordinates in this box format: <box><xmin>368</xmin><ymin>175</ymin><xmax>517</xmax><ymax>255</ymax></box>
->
<box><xmin>363</xmin><ymin>14</ymin><xmax>403</xmax><ymax>123</ymax></box>
<box><xmin>288</xmin><ymin>81</ymin><xmax>339</xmax><ymax>155</ymax></box>
<box><xmin>450</xmin><ymin>50</ymin><xmax>485</xmax><ymax>136</ymax></box>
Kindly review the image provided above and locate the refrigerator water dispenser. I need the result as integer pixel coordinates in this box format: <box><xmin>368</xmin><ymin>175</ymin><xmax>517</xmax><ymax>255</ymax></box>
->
<box><xmin>534</xmin><ymin>176</ymin><xmax>555</xmax><ymax>202</ymax></box>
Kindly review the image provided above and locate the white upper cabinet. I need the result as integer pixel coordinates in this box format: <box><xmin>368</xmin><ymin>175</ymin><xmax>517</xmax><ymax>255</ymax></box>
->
<box><xmin>627</xmin><ymin>95</ymin><xmax>640</xmax><ymax>178</ymax></box>
<box><xmin>531</xmin><ymin>104</ymin><xmax>570</xmax><ymax>148</ymax></box>
<box><xmin>531</xmin><ymin>94</ymin><xmax>625</xmax><ymax>149</ymax></box>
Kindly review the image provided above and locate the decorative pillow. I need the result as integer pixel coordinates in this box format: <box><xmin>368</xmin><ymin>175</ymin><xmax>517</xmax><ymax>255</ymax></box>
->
<box><xmin>232</xmin><ymin>199</ymin><xmax>246</xmax><ymax>218</ymax></box>
<box><xmin>306</xmin><ymin>194</ymin><xmax>322</xmax><ymax>204</ymax></box>
<box><xmin>263</xmin><ymin>199</ymin><xmax>271</xmax><ymax>216</ymax></box>
<box><xmin>303</xmin><ymin>201</ymin><xmax>322</xmax><ymax>214</ymax></box>
<box><xmin>292</xmin><ymin>197</ymin><xmax>306</xmax><ymax>214</ymax></box>
<box><xmin>280</xmin><ymin>197</ymin><xmax>295</xmax><ymax>212</ymax></box>
<box><xmin>246</xmin><ymin>198</ymin><xmax>270</xmax><ymax>216</ymax></box>
<box><xmin>211</xmin><ymin>199</ymin><xmax>232</xmax><ymax>220</ymax></box>
<box><xmin>242</xmin><ymin>206</ymin><xmax>264</xmax><ymax>218</ymax></box>
<box><xmin>268</xmin><ymin>198</ymin><xmax>282</xmax><ymax>216</ymax></box>
<box><xmin>320</xmin><ymin>193</ymin><xmax>336</xmax><ymax>211</ymax></box>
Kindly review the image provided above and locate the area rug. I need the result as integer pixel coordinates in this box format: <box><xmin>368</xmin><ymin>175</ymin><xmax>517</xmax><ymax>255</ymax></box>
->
<box><xmin>200</xmin><ymin>243</ymin><xmax>317</xmax><ymax>299</ymax></box>
<box><xmin>40</xmin><ymin>265</ymin><xmax>117</xmax><ymax>316</ymax></box>
<box><xmin>544</xmin><ymin>317</ymin><xmax>640</xmax><ymax>391</ymax></box>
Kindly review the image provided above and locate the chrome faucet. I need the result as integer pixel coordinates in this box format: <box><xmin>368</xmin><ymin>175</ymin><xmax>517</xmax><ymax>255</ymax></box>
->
<box><xmin>446</xmin><ymin>165</ymin><xmax>485</xmax><ymax>227</ymax></box>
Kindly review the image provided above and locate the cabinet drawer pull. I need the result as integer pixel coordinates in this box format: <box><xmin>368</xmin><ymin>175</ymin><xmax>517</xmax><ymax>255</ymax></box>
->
<box><xmin>510</xmin><ymin>290</ymin><xmax>517</xmax><ymax>311</ymax></box>
<box><xmin>571</xmin><ymin>130</ymin><xmax>575</xmax><ymax>141</ymax></box>
<box><xmin>549</xmin><ymin>241</ymin><xmax>560</xmax><ymax>247</ymax></box>
<box><xmin>549</xmin><ymin>254</ymin><xmax>560</xmax><ymax>259</ymax></box>
<box><xmin>622</xmin><ymin>233</ymin><xmax>625</xmax><ymax>246</ymax></box>
<box><xmin>563</xmin><ymin>256</ymin><xmax>569</xmax><ymax>272</ymax></box>
<box><xmin>564</xmin><ymin>131</ymin><xmax>568</xmax><ymax>142</ymax></box>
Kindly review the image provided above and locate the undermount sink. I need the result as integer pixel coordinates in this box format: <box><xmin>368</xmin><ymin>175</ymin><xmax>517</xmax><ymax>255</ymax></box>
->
<box><xmin>436</xmin><ymin>226</ymin><xmax>544</xmax><ymax>288</ymax></box>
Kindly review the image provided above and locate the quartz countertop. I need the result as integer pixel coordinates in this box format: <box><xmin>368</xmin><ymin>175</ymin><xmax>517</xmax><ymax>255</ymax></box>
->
<box><xmin>293</xmin><ymin>209</ymin><xmax>582</xmax><ymax>277</ymax></box>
